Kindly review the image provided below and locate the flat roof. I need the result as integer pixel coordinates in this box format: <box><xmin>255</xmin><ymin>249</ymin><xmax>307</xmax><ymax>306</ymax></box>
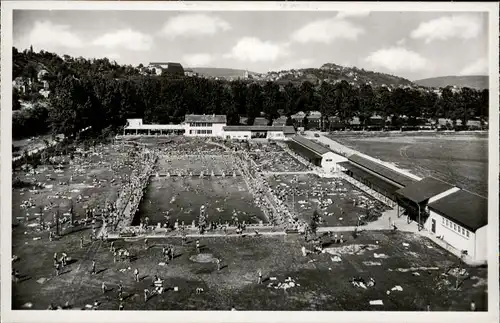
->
<box><xmin>287</xmin><ymin>140</ymin><xmax>323</xmax><ymax>160</ymax></box>
<box><xmin>292</xmin><ymin>135</ymin><xmax>331</xmax><ymax>156</ymax></box>
<box><xmin>185</xmin><ymin>114</ymin><xmax>227</xmax><ymax>123</ymax></box>
<box><xmin>395</xmin><ymin>177</ymin><xmax>455</xmax><ymax>204</ymax></box>
<box><xmin>428</xmin><ymin>190</ymin><xmax>487</xmax><ymax>231</ymax></box>
<box><xmin>125</xmin><ymin>124</ymin><xmax>185</xmax><ymax>130</ymax></box>
<box><xmin>340</xmin><ymin>162</ymin><xmax>401</xmax><ymax>195</ymax></box>
<box><xmin>348</xmin><ymin>154</ymin><xmax>416</xmax><ymax>187</ymax></box>
<box><xmin>223</xmin><ymin>125</ymin><xmax>292</xmax><ymax>132</ymax></box>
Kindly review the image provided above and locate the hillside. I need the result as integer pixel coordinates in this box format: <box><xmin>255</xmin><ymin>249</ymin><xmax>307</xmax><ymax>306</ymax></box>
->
<box><xmin>414</xmin><ymin>75</ymin><xmax>488</xmax><ymax>90</ymax></box>
<box><xmin>260</xmin><ymin>63</ymin><xmax>416</xmax><ymax>88</ymax></box>
<box><xmin>189</xmin><ymin>67</ymin><xmax>251</xmax><ymax>78</ymax></box>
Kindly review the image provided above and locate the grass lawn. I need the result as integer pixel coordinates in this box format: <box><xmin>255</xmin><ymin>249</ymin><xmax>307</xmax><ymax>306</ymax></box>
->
<box><xmin>134</xmin><ymin>176</ymin><xmax>267</xmax><ymax>226</ymax></box>
<box><xmin>329</xmin><ymin>133</ymin><xmax>488</xmax><ymax>196</ymax></box>
<box><xmin>12</xmin><ymin>230</ymin><xmax>487</xmax><ymax>311</ymax></box>
<box><xmin>267</xmin><ymin>174</ymin><xmax>389</xmax><ymax>227</ymax></box>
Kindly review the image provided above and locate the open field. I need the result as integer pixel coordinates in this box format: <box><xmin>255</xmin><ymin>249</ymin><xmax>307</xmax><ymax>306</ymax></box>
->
<box><xmin>133</xmin><ymin>177</ymin><xmax>267</xmax><ymax>226</ymax></box>
<box><xmin>329</xmin><ymin>132</ymin><xmax>488</xmax><ymax>196</ymax></box>
<box><xmin>267</xmin><ymin>174</ymin><xmax>388</xmax><ymax>227</ymax></box>
<box><xmin>12</xmin><ymin>231</ymin><xmax>487</xmax><ymax>311</ymax></box>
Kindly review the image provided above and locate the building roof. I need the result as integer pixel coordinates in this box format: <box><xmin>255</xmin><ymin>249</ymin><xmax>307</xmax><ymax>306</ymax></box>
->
<box><xmin>253</xmin><ymin>117</ymin><xmax>269</xmax><ymax>126</ymax></box>
<box><xmin>292</xmin><ymin>135</ymin><xmax>331</xmax><ymax>156</ymax></box>
<box><xmin>348</xmin><ymin>154</ymin><xmax>416</xmax><ymax>187</ymax></box>
<box><xmin>338</xmin><ymin>161</ymin><xmax>401</xmax><ymax>195</ymax></box>
<box><xmin>223</xmin><ymin>125</ymin><xmax>294</xmax><ymax>133</ymax></box>
<box><xmin>395</xmin><ymin>177</ymin><xmax>455</xmax><ymax>204</ymax></box>
<box><xmin>287</xmin><ymin>140</ymin><xmax>323</xmax><ymax>160</ymax></box>
<box><xmin>428</xmin><ymin>190</ymin><xmax>488</xmax><ymax>232</ymax></box>
<box><xmin>185</xmin><ymin>114</ymin><xmax>227</xmax><ymax>123</ymax></box>
<box><xmin>283</xmin><ymin>126</ymin><xmax>296</xmax><ymax>135</ymax></box>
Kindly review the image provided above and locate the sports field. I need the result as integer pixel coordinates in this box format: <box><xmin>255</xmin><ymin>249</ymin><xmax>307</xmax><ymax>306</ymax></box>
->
<box><xmin>330</xmin><ymin>132</ymin><xmax>488</xmax><ymax>196</ymax></box>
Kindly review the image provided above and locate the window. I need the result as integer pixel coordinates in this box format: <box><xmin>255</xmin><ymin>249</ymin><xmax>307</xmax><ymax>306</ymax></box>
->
<box><xmin>189</xmin><ymin>130</ymin><xmax>193</xmax><ymax>134</ymax></box>
<box><xmin>446</xmin><ymin>219</ymin><xmax>449</xmax><ymax>226</ymax></box>
<box><xmin>453</xmin><ymin>224</ymin><xmax>457</xmax><ymax>231</ymax></box>
<box><xmin>208</xmin><ymin>130</ymin><xmax>212</xmax><ymax>134</ymax></box>
<box><xmin>442</xmin><ymin>217</ymin><xmax>444</xmax><ymax>224</ymax></box>
<box><xmin>325</xmin><ymin>159</ymin><xmax>332</xmax><ymax>162</ymax></box>
<box><xmin>461</xmin><ymin>227</ymin><xmax>464</xmax><ymax>235</ymax></box>
<box><xmin>466</xmin><ymin>231</ymin><xmax>469</xmax><ymax>238</ymax></box>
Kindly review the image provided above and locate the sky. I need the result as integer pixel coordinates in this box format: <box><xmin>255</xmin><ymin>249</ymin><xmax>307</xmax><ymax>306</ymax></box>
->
<box><xmin>13</xmin><ymin>10</ymin><xmax>490</xmax><ymax>80</ymax></box>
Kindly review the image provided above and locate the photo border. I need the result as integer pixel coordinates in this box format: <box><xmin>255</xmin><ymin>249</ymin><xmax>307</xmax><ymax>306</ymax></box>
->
<box><xmin>1</xmin><ymin>2</ymin><xmax>498</xmax><ymax>323</ymax></box>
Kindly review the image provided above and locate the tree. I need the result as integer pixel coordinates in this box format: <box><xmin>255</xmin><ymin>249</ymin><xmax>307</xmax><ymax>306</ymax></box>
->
<box><xmin>358</xmin><ymin>84</ymin><xmax>375</xmax><ymax>129</ymax></box>
<box><xmin>262</xmin><ymin>81</ymin><xmax>281</xmax><ymax>125</ymax></box>
<box><xmin>309</xmin><ymin>210</ymin><xmax>320</xmax><ymax>236</ymax></box>
<box><xmin>318</xmin><ymin>82</ymin><xmax>335</xmax><ymax>131</ymax></box>
<box><xmin>12</xmin><ymin>88</ymin><xmax>22</xmax><ymax>111</ymax></box>
<box><xmin>246</xmin><ymin>83</ymin><xmax>263</xmax><ymax>125</ymax></box>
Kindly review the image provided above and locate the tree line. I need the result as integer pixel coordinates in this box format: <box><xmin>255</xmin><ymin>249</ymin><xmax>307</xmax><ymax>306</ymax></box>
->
<box><xmin>12</xmin><ymin>47</ymin><xmax>489</xmax><ymax>140</ymax></box>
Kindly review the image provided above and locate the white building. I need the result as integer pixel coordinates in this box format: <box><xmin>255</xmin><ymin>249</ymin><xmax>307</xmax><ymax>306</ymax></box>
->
<box><xmin>289</xmin><ymin>135</ymin><xmax>347</xmax><ymax>172</ymax></box>
<box><xmin>222</xmin><ymin>126</ymin><xmax>295</xmax><ymax>140</ymax></box>
<box><xmin>184</xmin><ymin>114</ymin><xmax>227</xmax><ymax>138</ymax></box>
<box><xmin>123</xmin><ymin>118</ymin><xmax>185</xmax><ymax>135</ymax></box>
<box><xmin>394</xmin><ymin>177</ymin><xmax>488</xmax><ymax>264</ymax></box>
<box><xmin>426</xmin><ymin>190</ymin><xmax>487</xmax><ymax>264</ymax></box>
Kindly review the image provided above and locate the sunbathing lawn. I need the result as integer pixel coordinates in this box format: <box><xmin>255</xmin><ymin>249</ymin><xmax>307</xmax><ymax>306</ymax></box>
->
<box><xmin>267</xmin><ymin>174</ymin><xmax>389</xmax><ymax>227</ymax></box>
<box><xmin>12</xmin><ymin>231</ymin><xmax>487</xmax><ymax>311</ymax></box>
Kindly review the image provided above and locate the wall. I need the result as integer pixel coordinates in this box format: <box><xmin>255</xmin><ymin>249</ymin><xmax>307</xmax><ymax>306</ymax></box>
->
<box><xmin>185</xmin><ymin>123</ymin><xmax>226</xmax><ymax>137</ymax></box>
<box><xmin>266</xmin><ymin>131</ymin><xmax>285</xmax><ymax>140</ymax></box>
<box><xmin>225</xmin><ymin>131</ymin><xmax>251</xmax><ymax>140</ymax></box>
<box><xmin>321</xmin><ymin>152</ymin><xmax>348</xmax><ymax>173</ymax></box>
<box><xmin>425</xmin><ymin>210</ymin><xmax>476</xmax><ymax>259</ymax></box>
<box><xmin>474</xmin><ymin>225</ymin><xmax>487</xmax><ymax>262</ymax></box>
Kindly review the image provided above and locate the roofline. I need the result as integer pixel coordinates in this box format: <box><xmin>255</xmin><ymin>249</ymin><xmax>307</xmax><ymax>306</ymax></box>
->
<box><xmin>427</xmin><ymin>205</ymin><xmax>485</xmax><ymax>232</ymax></box>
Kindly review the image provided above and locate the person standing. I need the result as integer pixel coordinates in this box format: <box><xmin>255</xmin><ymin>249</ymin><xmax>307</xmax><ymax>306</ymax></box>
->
<box><xmin>258</xmin><ymin>270</ymin><xmax>262</xmax><ymax>284</ymax></box>
<box><xmin>91</xmin><ymin>260</ymin><xmax>96</xmax><ymax>275</ymax></box>
<box><xmin>80</xmin><ymin>236</ymin><xmax>84</xmax><ymax>248</ymax></box>
<box><xmin>134</xmin><ymin>268</ymin><xmax>139</xmax><ymax>282</ymax></box>
<box><xmin>196</xmin><ymin>240</ymin><xmax>200</xmax><ymax>254</ymax></box>
<box><xmin>102</xmin><ymin>282</ymin><xmax>107</xmax><ymax>294</ymax></box>
<box><xmin>144</xmin><ymin>289</ymin><xmax>149</xmax><ymax>302</ymax></box>
<box><xmin>55</xmin><ymin>262</ymin><xmax>60</xmax><ymax>276</ymax></box>
<box><xmin>215</xmin><ymin>258</ymin><xmax>221</xmax><ymax>271</ymax></box>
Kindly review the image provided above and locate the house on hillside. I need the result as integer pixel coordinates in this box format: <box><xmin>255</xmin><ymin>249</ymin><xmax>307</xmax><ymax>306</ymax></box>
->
<box><xmin>148</xmin><ymin>62</ymin><xmax>185</xmax><ymax>76</ymax></box>
<box><xmin>13</xmin><ymin>77</ymin><xmax>27</xmax><ymax>93</ymax></box>
<box><xmin>37</xmin><ymin>69</ymin><xmax>48</xmax><ymax>81</ymax></box>
<box><xmin>184</xmin><ymin>69</ymin><xmax>197</xmax><ymax>77</ymax></box>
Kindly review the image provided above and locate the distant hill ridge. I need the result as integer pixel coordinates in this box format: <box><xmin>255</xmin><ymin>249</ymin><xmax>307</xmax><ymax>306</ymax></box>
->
<box><xmin>414</xmin><ymin>75</ymin><xmax>488</xmax><ymax>90</ymax></box>
<box><xmin>189</xmin><ymin>63</ymin><xmax>416</xmax><ymax>88</ymax></box>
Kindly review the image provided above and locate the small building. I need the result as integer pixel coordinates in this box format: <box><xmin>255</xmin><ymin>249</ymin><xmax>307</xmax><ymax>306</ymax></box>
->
<box><xmin>184</xmin><ymin>69</ymin><xmax>196</xmax><ymax>77</ymax></box>
<box><xmin>288</xmin><ymin>135</ymin><xmax>347</xmax><ymax>172</ymax></box>
<box><xmin>273</xmin><ymin>116</ymin><xmax>288</xmax><ymax>126</ymax></box>
<box><xmin>223</xmin><ymin>125</ymin><xmax>295</xmax><ymax>140</ymax></box>
<box><xmin>184</xmin><ymin>114</ymin><xmax>227</xmax><ymax>137</ymax></box>
<box><xmin>123</xmin><ymin>118</ymin><xmax>185</xmax><ymax>135</ymax></box>
<box><xmin>426</xmin><ymin>190</ymin><xmax>487</xmax><ymax>263</ymax></box>
<box><xmin>148</xmin><ymin>62</ymin><xmax>185</xmax><ymax>76</ymax></box>
<box><xmin>37</xmin><ymin>69</ymin><xmax>48</xmax><ymax>81</ymax></box>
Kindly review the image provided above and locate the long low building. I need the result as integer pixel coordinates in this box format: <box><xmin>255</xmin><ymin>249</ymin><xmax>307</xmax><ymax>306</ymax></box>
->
<box><xmin>223</xmin><ymin>125</ymin><xmax>295</xmax><ymax>140</ymax></box>
<box><xmin>288</xmin><ymin>135</ymin><xmax>347</xmax><ymax>172</ymax></box>
<box><xmin>337</xmin><ymin>154</ymin><xmax>417</xmax><ymax>206</ymax></box>
<box><xmin>123</xmin><ymin>117</ymin><xmax>296</xmax><ymax>139</ymax></box>
<box><xmin>338</xmin><ymin>155</ymin><xmax>488</xmax><ymax>264</ymax></box>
